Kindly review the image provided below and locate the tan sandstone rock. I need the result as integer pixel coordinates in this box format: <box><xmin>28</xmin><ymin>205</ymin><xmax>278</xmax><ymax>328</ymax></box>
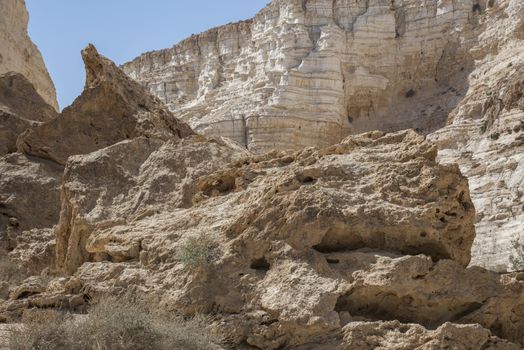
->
<box><xmin>18</xmin><ymin>44</ymin><xmax>194</xmax><ymax>165</ymax></box>
<box><xmin>0</xmin><ymin>0</ymin><xmax>57</xmax><ymax>109</ymax></box>
<box><xmin>0</xmin><ymin>72</ymin><xmax>57</xmax><ymax>155</ymax></box>
<box><xmin>124</xmin><ymin>0</ymin><xmax>524</xmax><ymax>272</ymax></box>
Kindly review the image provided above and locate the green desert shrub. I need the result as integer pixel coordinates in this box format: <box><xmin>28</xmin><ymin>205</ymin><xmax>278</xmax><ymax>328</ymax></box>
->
<box><xmin>177</xmin><ymin>233</ymin><xmax>220</xmax><ymax>269</ymax></box>
<box><xmin>9</xmin><ymin>297</ymin><xmax>219</xmax><ymax>350</ymax></box>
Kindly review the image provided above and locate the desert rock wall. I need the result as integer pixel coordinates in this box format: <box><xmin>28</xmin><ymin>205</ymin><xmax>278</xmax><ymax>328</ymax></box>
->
<box><xmin>0</xmin><ymin>0</ymin><xmax>58</xmax><ymax>110</ymax></box>
<box><xmin>123</xmin><ymin>0</ymin><xmax>478</xmax><ymax>153</ymax></box>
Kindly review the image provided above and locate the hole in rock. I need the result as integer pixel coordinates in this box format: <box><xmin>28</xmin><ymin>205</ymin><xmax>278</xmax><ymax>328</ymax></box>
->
<box><xmin>326</xmin><ymin>257</ymin><xmax>340</xmax><ymax>264</ymax></box>
<box><xmin>472</xmin><ymin>3</ymin><xmax>482</xmax><ymax>13</ymax></box>
<box><xmin>335</xmin><ymin>292</ymin><xmax>486</xmax><ymax>330</ymax></box>
<box><xmin>405</xmin><ymin>89</ymin><xmax>416</xmax><ymax>98</ymax></box>
<box><xmin>296</xmin><ymin>174</ymin><xmax>317</xmax><ymax>185</ymax></box>
<box><xmin>251</xmin><ymin>257</ymin><xmax>270</xmax><ymax>272</ymax></box>
<box><xmin>16</xmin><ymin>291</ymin><xmax>40</xmax><ymax>300</ymax></box>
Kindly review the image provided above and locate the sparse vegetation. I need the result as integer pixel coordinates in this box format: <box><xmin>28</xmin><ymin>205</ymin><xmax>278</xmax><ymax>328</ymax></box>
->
<box><xmin>490</xmin><ymin>132</ymin><xmax>500</xmax><ymax>140</ymax></box>
<box><xmin>509</xmin><ymin>238</ymin><xmax>524</xmax><ymax>271</ymax></box>
<box><xmin>177</xmin><ymin>233</ymin><xmax>220</xmax><ymax>269</ymax></box>
<box><xmin>0</xmin><ymin>249</ymin><xmax>26</xmax><ymax>284</ymax></box>
<box><xmin>9</xmin><ymin>296</ymin><xmax>219</xmax><ymax>350</ymax></box>
<box><xmin>480</xmin><ymin>120</ymin><xmax>488</xmax><ymax>133</ymax></box>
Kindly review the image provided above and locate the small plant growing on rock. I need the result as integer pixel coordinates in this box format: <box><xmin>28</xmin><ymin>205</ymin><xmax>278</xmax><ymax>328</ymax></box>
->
<box><xmin>480</xmin><ymin>120</ymin><xmax>488</xmax><ymax>133</ymax></box>
<box><xmin>490</xmin><ymin>132</ymin><xmax>500</xmax><ymax>140</ymax></box>
<box><xmin>0</xmin><ymin>250</ymin><xmax>26</xmax><ymax>284</ymax></box>
<box><xmin>178</xmin><ymin>233</ymin><xmax>220</xmax><ymax>269</ymax></box>
<box><xmin>509</xmin><ymin>238</ymin><xmax>524</xmax><ymax>271</ymax></box>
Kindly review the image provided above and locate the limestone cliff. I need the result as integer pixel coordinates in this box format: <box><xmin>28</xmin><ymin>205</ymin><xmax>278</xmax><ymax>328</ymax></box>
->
<box><xmin>0</xmin><ymin>0</ymin><xmax>58</xmax><ymax>110</ymax></box>
<box><xmin>123</xmin><ymin>0</ymin><xmax>478</xmax><ymax>152</ymax></box>
<box><xmin>124</xmin><ymin>0</ymin><xmax>524</xmax><ymax>272</ymax></box>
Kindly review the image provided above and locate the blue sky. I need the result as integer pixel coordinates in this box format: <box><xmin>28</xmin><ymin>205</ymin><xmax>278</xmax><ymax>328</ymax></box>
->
<box><xmin>26</xmin><ymin>1</ymin><xmax>269</xmax><ymax>110</ymax></box>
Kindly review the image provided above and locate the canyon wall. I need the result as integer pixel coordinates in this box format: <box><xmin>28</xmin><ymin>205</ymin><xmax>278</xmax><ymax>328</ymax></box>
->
<box><xmin>123</xmin><ymin>0</ymin><xmax>479</xmax><ymax>153</ymax></box>
<box><xmin>124</xmin><ymin>0</ymin><xmax>524</xmax><ymax>272</ymax></box>
<box><xmin>0</xmin><ymin>0</ymin><xmax>57</xmax><ymax>110</ymax></box>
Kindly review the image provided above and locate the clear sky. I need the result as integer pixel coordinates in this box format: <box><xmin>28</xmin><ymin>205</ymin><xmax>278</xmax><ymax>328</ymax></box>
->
<box><xmin>26</xmin><ymin>1</ymin><xmax>269</xmax><ymax>110</ymax></box>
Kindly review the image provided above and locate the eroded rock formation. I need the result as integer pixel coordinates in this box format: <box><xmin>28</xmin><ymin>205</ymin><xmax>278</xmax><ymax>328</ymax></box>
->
<box><xmin>0</xmin><ymin>0</ymin><xmax>57</xmax><ymax>109</ymax></box>
<box><xmin>124</xmin><ymin>0</ymin><xmax>524</xmax><ymax>272</ymax></box>
<box><xmin>18</xmin><ymin>45</ymin><xmax>194</xmax><ymax>165</ymax></box>
<box><xmin>123</xmin><ymin>0</ymin><xmax>477</xmax><ymax>152</ymax></box>
<box><xmin>428</xmin><ymin>0</ymin><xmax>524</xmax><ymax>271</ymax></box>
<box><xmin>1</xmin><ymin>0</ymin><xmax>524</xmax><ymax>348</ymax></box>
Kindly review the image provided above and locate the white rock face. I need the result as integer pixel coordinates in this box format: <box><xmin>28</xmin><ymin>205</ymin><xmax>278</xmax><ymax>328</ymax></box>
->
<box><xmin>124</xmin><ymin>0</ymin><xmax>524</xmax><ymax>272</ymax></box>
<box><xmin>122</xmin><ymin>0</ymin><xmax>477</xmax><ymax>153</ymax></box>
<box><xmin>429</xmin><ymin>0</ymin><xmax>524</xmax><ymax>272</ymax></box>
<box><xmin>0</xmin><ymin>0</ymin><xmax>57</xmax><ymax>110</ymax></box>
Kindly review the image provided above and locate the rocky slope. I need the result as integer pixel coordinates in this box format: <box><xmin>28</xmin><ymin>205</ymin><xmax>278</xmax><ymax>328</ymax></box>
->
<box><xmin>0</xmin><ymin>0</ymin><xmax>58</xmax><ymax>110</ymax></box>
<box><xmin>1</xmin><ymin>45</ymin><xmax>523</xmax><ymax>349</ymax></box>
<box><xmin>124</xmin><ymin>0</ymin><xmax>524</xmax><ymax>272</ymax></box>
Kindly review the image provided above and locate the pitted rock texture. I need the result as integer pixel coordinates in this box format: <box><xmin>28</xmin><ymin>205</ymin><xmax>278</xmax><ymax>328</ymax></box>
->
<box><xmin>18</xmin><ymin>45</ymin><xmax>194</xmax><ymax>165</ymax></box>
<box><xmin>340</xmin><ymin>321</ymin><xmax>520</xmax><ymax>350</ymax></box>
<box><xmin>123</xmin><ymin>0</ymin><xmax>524</xmax><ymax>272</ymax></box>
<box><xmin>0</xmin><ymin>0</ymin><xmax>57</xmax><ymax>109</ymax></box>
<box><xmin>1</xmin><ymin>46</ymin><xmax>523</xmax><ymax>349</ymax></box>
<box><xmin>4</xmin><ymin>128</ymin><xmax>522</xmax><ymax>349</ymax></box>
<box><xmin>428</xmin><ymin>0</ymin><xmax>524</xmax><ymax>271</ymax></box>
<box><xmin>123</xmin><ymin>0</ymin><xmax>477</xmax><ymax>153</ymax></box>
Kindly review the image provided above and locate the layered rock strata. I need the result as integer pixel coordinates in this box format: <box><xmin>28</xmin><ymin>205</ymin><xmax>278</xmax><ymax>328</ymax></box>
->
<box><xmin>428</xmin><ymin>0</ymin><xmax>524</xmax><ymax>271</ymax></box>
<box><xmin>123</xmin><ymin>0</ymin><xmax>478</xmax><ymax>152</ymax></box>
<box><xmin>0</xmin><ymin>0</ymin><xmax>58</xmax><ymax>109</ymax></box>
<box><xmin>124</xmin><ymin>0</ymin><xmax>524</xmax><ymax>272</ymax></box>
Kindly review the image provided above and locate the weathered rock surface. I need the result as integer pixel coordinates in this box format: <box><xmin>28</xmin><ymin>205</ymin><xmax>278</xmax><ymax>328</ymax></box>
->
<box><xmin>428</xmin><ymin>0</ymin><xmax>524</xmax><ymax>271</ymax></box>
<box><xmin>0</xmin><ymin>0</ymin><xmax>57</xmax><ymax>109</ymax></box>
<box><xmin>124</xmin><ymin>0</ymin><xmax>524</xmax><ymax>272</ymax></box>
<box><xmin>6</xmin><ymin>121</ymin><xmax>523</xmax><ymax>348</ymax></box>
<box><xmin>0</xmin><ymin>153</ymin><xmax>62</xmax><ymax>253</ymax></box>
<box><xmin>0</xmin><ymin>72</ymin><xmax>57</xmax><ymax>155</ymax></box>
<box><xmin>340</xmin><ymin>321</ymin><xmax>520</xmax><ymax>350</ymax></box>
<box><xmin>123</xmin><ymin>0</ymin><xmax>477</xmax><ymax>153</ymax></box>
<box><xmin>1</xmin><ymin>43</ymin><xmax>196</xmax><ymax>294</ymax></box>
<box><xmin>18</xmin><ymin>45</ymin><xmax>194</xmax><ymax>165</ymax></box>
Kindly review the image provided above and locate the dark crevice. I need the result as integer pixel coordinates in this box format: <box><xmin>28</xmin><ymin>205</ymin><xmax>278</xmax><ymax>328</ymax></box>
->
<box><xmin>251</xmin><ymin>257</ymin><xmax>270</xmax><ymax>273</ymax></box>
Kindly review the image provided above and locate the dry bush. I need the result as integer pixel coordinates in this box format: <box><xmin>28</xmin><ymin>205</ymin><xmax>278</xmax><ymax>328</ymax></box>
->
<box><xmin>177</xmin><ymin>233</ymin><xmax>220</xmax><ymax>269</ymax></box>
<box><xmin>9</xmin><ymin>296</ymin><xmax>219</xmax><ymax>350</ymax></box>
<box><xmin>0</xmin><ymin>250</ymin><xmax>26</xmax><ymax>284</ymax></box>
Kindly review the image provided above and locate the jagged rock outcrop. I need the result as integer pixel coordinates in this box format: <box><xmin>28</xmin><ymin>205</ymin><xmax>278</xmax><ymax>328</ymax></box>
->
<box><xmin>0</xmin><ymin>72</ymin><xmax>57</xmax><ymax>155</ymax></box>
<box><xmin>18</xmin><ymin>45</ymin><xmax>194</xmax><ymax>165</ymax></box>
<box><xmin>6</xmin><ymin>124</ymin><xmax>524</xmax><ymax>348</ymax></box>
<box><xmin>124</xmin><ymin>0</ymin><xmax>524</xmax><ymax>272</ymax></box>
<box><xmin>0</xmin><ymin>0</ymin><xmax>58</xmax><ymax>109</ymax></box>
<box><xmin>1</xmin><ymin>45</ymin><xmax>194</xmax><ymax>267</ymax></box>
